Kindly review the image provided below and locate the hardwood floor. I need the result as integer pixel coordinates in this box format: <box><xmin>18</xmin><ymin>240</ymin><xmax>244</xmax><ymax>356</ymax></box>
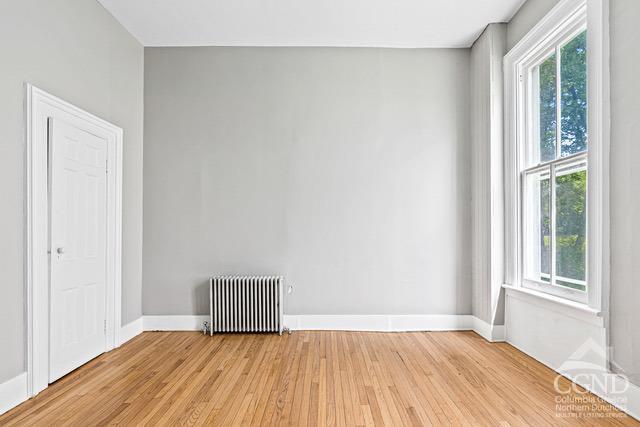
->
<box><xmin>1</xmin><ymin>331</ymin><xmax>636</xmax><ymax>426</ymax></box>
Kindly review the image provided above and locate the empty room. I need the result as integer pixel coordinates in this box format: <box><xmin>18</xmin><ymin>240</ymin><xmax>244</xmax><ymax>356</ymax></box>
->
<box><xmin>1</xmin><ymin>0</ymin><xmax>639</xmax><ymax>424</ymax></box>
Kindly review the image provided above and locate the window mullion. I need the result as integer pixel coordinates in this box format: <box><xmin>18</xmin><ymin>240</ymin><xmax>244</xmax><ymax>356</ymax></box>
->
<box><xmin>550</xmin><ymin>162</ymin><xmax>557</xmax><ymax>286</ymax></box>
<box><xmin>555</xmin><ymin>45</ymin><xmax>562</xmax><ymax>160</ymax></box>
<box><xmin>522</xmin><ymin>150</ymin><xmax>588</xmax><ymax>174</ymax></box>
<box><xmin>551</xmin><ymin>44</ymin><xmax>561</xmax><ymax>288</ymax></box>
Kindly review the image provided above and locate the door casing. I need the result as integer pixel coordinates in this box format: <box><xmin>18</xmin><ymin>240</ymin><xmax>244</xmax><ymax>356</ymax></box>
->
<box><xmin>25</xmin><ymin>84</ymin><xmax>123</xmax><ymax>397</ymax></box>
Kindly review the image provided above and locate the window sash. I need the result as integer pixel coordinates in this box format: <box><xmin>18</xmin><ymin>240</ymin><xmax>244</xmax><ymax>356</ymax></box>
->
<box><xmin>519</xmin><ymin>24</ymin><xmax>589</xmax><ymax>304</ymax></box>
<box><xmin>521</xmin><ymin>153</ymin><xmax>587</xmax><ymax>303</ymax></box>
<box><xmin>504</xmin><ymin>0</ymin><xmax>609</xmax><ymax>312</ymax></box>
<box><xmin>522</xmin><ymin>23</ymin><xmax>587</xmax><ymax>169</ymax></box>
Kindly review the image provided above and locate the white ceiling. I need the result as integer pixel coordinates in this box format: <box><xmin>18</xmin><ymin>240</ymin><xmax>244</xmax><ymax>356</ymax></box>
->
<box><xmin>98</xmin><ymin>0</ymin><xmax>525</xmax><ymax>48</ymax></box>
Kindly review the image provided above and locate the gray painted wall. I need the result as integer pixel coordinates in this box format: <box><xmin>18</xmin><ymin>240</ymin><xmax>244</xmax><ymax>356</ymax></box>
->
<box><xmin>0</xmin><ymin>0</ymin><xmax>143</xmax><ymax>383</ymax></box>
<box><xmin>506</xmin><ymin>0</ymin><xmax>560</xmax><ymax>51</ymax></box>
<box><xmin>143</xmin><ymin>47</ymin><xmax>471</xmax><ymax>316</ymax></box>
<box><xmin>609</xmin><ymin>0</ymin><xmax>640</xmax><ymax>387</ymax></box>
<box><xmin>470</xmin><ymin>24</ymin><xmax>507</xmax><ymax>325</ymax></box>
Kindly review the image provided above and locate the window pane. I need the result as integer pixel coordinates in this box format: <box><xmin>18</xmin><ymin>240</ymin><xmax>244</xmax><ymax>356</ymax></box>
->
<box><xmin>523</xmin><ymin>169</ymin><xmax>551</xmax><ymax>282</ymax></box>
<box><xmin>540</xmin><ymin>177</ymin><xmax>551</xmax><ymax>279</ymax></box>
<box><xmin>555</xmin><ymin>162</ymin><xmax>587</xmax><ymax>291</ymax></box>
<box><xmin>535</xmin><ymin>54</ymin><xmax>557</xmax><ymax>163</ymax></box>
<box><xmin>560</xmin><ymin>30</ymin><xmax>587</xmax><ymax>156</ymax></box>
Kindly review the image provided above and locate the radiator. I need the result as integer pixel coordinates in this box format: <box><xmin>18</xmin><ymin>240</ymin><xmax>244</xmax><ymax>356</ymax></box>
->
<box><xmin>209</xmin><ymin>276</ymin><xmax>283</xmax><ymax>335</ymax></box>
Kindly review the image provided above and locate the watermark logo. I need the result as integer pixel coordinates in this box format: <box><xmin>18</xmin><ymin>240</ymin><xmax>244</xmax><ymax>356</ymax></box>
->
<box><xmin>553</xmin><ymin>338</ymin><xmax>629</xmax><ymax>419</ymax></box>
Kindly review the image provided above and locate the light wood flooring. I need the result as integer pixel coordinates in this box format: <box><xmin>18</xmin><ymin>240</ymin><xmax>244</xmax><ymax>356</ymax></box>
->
<box><xmin>0</xmin><ymin>331</ymin><xmax>637</xmax><ymax>426</ymax></box>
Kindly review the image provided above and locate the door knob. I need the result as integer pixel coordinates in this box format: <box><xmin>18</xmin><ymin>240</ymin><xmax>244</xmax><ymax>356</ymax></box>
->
<box><xmin>56</xmin><ymin>247</ymin><xmax>65</xmax><ymax>254</ymax></box>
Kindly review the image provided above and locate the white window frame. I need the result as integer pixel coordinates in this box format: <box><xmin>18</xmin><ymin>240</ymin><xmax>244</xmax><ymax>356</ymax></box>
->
<box><xmin>504</xmin><ymin>0</ymin><xmax>609</xmax><ymax>310</ymax></box>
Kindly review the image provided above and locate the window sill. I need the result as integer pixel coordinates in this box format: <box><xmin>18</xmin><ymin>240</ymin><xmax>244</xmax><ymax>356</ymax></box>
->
<box><xmin>502</xmin><ymin>284</ymin><xmax>604</xmax><ymax>327</ymax></box>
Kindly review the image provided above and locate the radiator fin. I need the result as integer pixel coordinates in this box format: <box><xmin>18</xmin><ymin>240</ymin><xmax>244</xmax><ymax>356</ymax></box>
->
<box><xmin>209</xmin><ymin>276</ymin><xmax>283</xmax><ymax>335</ymax></box>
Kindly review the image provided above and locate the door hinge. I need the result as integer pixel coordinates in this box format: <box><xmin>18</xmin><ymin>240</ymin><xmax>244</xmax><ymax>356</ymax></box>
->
<box><xmin>104</xmin><ymin>319</ymin><xmax>107</xmax><ymax>333</ymax></box>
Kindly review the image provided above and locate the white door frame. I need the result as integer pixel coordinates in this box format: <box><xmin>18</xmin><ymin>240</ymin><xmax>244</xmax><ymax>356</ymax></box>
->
<box><xmin>25</xmin><ymin>85</ymin><xmax>123</xmax><ymax>397</ymax></box>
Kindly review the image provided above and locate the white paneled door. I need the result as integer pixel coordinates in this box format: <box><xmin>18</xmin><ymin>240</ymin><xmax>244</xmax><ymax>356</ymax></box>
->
<box><xmin>49</xmin><ymin>118</ymin><xmax>108</xmax><ymax>383</ymax></box>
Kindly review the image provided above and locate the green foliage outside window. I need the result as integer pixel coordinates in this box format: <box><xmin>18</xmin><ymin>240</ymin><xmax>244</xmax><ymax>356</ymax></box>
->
<box><xmin>561</xmin><ymin>31</ymin><xmax>588</xmax><ymax>155</ymax></box>
<box><xmin>537</xmin><ymin>30</ymin><xmax>587</xmax><ymax>291</ymax></box>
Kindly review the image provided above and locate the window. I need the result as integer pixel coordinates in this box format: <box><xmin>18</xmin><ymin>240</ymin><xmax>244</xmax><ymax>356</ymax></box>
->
<box><xmin>521</xmin><ymin>27</ymin><xmax>588</xmax><ymax>302</ymax></box>
<box><xmin>503</xmin><ymin>0</ymin><xmax>609</xmax><ymax>308</ymax></box>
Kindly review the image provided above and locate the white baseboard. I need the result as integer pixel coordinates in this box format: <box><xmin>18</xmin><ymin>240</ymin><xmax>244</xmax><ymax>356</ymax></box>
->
<box><xmin>119</xmin><ymin>317</ymin><xmax>144</xmax><ymax>346</ymax></box>
<box><xmin>0</xmin><ymin>372</ymin><xmax>28</xmax><ymax>416</ymax></box>
<box><xmin>603</xmin><ymin>374</ymin><xmax>640</xmax><ymax>421</ymax></box>
<box><xmin>472</xmin><ymin>317</ymin><xmax>506</xmax><ymax>342</ymax></box>
<box><xmin>505</xmin><ymin>292</ymin><xmax>638</xmax><ymax>420</ymax></box>
<box><xmin>143</xmin><ymin>315</ymin><xmax>209</xmax><ymax>331</ymax></box>
<box><xmin>137</xmin><ymin>314</ymin><xmax>505</xmax><ymax>341</ymax></box>
<box><xmin>568</xmin><ymin>368</ymin><xmax>640</xmax><ymax>421</ymax></box>
<box><xmin>124</xmin><ymin>314</ymin><xmax>494</xmax><ymax>336</ymax></box>
<box><xmin>510</xmin><ymin>339</ymin><xmax>640</xmax><ymax>421</ymax></box>
<box><xmin>283</xmin><ymin>314</ymin><xmax>488</xmax><ymax>333</ymax></box>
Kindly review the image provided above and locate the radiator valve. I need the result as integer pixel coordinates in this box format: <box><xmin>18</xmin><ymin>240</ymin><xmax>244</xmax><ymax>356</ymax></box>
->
<box><xmin>202</xmin><ymin>320</ymin><xmax>210</xmax><ymax>335</ymax></box>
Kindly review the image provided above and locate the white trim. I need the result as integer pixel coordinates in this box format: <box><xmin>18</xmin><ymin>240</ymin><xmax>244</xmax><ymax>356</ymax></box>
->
<box><xmin>119</xmin><ymin>318</ymin><xmax>144</xmax><ymax>346</ymax></box>
<box><xmin>504</xmin><ymin>0</ymin><xmax>587</xmax><ymax>64</ymax></box>
<box><xmin>507</xmin><ymin>337</ymin><xmax>639</xmax><ymax>421</ymax></box>
<box><xmin>0</xmin><ymin>373</ymin><xmax>28</xmax><ymax>416</ymax></box>
<box><xmin>140</xmin><ymin>314</ymin><xmax>491</xmax><ymax>334</ymax></box>
<box><xmin>503</xmin><ymin>0</ymin><xmax>609</xmax><ymax>311</ymax></box>
<box><xmin>284</xmin><ymin>315</ymin><xmax>392</xmax><ymax>331</ymax></box>
<box><xmin>139</xmin><ymin>314</ymin><xmax>507</xmax><ymax>341</ymax></box>
<box><xmin>600</xmin><ymin>374</ymin><xmax>640</xmax><ymax>421</ymax></box>
<box><xmin>283</xmin><ymin>314</ymin><xmax>482</xmax><ymax>333</ymax></box>
<box><xmin>585</xmin><ymin>0</ymin><xmax>610</xmax><ymax>312</ymax></box>
<box><xmin>25</xmin><ymin>85</ymin><xmax>123</xmax><ymax>397</ymax></box>
<box><xmin>504</xmin><ymin>284</ymin><xmax>603</xmax><ymax>327</ymax></box>
<box><xmin>143</xmin><ymin>315</ymin><xmax>210</xmax><ymax>331</ymax></box>
<box><xmin>472</xmin><ymin>317</ymin><xmax>506</xmax><ymax>342</ymax></box>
